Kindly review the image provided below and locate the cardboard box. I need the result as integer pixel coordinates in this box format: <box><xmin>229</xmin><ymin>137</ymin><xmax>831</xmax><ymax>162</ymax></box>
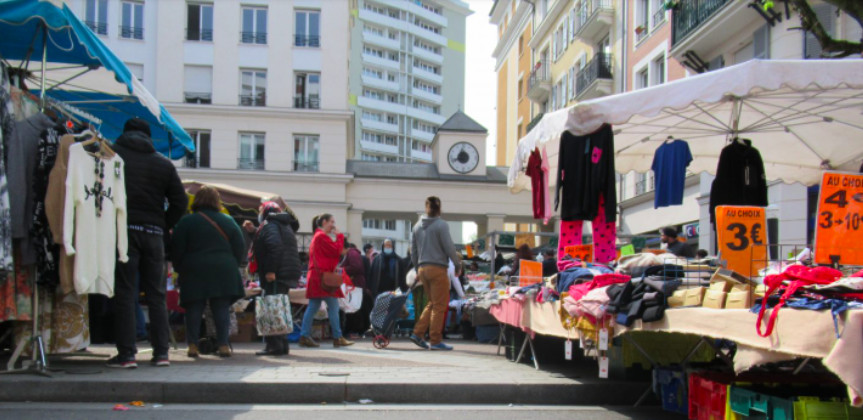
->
<box><xmin>702</xmin><ymin>289</ymin><xmax>727</xmax><ymax>309</ymax></box>
<box><xmin>668</xmin><ymin>289</ymin><xmax>687</xmax><ymax>308</ymax></box>
<box><xmin>230</xmin><ymin>312</ymin><xmax>257</xmax><ymax>343</ymax></box>
<box><xmin>683</xmin><ymin>287</ymin><xmax>706</xmax><ymax>306</ymax></box>
<box><xmin>709</xmin><ymin>269</ymin><xmax>749</xmax><ymax>292</ymax></box>
<box><xmin>725</xmin><ymin>290</ymin><xmax>752</xmax><ymax>309</ymax></box>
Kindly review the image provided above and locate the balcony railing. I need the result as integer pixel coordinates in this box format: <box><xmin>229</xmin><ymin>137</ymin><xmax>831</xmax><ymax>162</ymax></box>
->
<box><xmin>294</xmin><ymin>34</ymin><xmax>320</xmax><ymax>47</ymax></box>
<box><xmin>85</xmin><ymin>20</ymin><xmax>107</xmax><ymax>35</ymax></box>
<box><xmin>239</xmin><ymin>94</ymin><xmax>266</xmax><ymax>107</ymax></box>
<box><xmin>240</xmin><ymin>31</ymin><xmax>267</xmax><ymax>44</ymax></box>
<box><xmin>652</xmin><ymin>9</ymin><xmax>667</xmax><ymax>28</ymax></box>
<box><xmin>294</xmin><ymin>161</ymin><xmax>319</xmax><ymax>172</ymax></box>
<box><xmin>575</xmin><ymin>53</ymin><xmax>613</xmax><ymax>97</ymax></box>
<box><xmin>184</xmin><ymin>92</ymin><xmax>212</xmax><ymax>104</ymax></box>
<box><xmin>184</xmin><ymin>154</ymin><xmax>209</xmax><ymax>169</ymax></box>
<box><xmin>186</xmin><ymin>28</ymin><xmax>213</xmax><ymax>41</ymax></box>
<box><xmin>526</xmin><ymin>112</ymin><xmax>544</xmax><ymax>133</ymax></box>
<box><xmin>237</xmin><ymin>158</ymin><xmax>265</xmax><ymax>170</ymax></box>
<box><xmin>672</xmin><ymin>0</ymin><xmax>731</xmax><ymax>46</ymax></box>
<box><xmin>119</xmin><ymin>25</ymin><xmax>143</xmax><ymax>40</ymax></box>
<box><xmin>528</xmin><ymin>60</ymin><xmax>551</xmax><ymax>92</ymax></box>
<box><xmin>294</xmin><ymin>96</ymin><xmax>320</xmax><ymax>109</ymax></box>
<box><xmin>578</xmin><ymin>0</ymin><xmax>614</xmax><ymax>26</ymax></box>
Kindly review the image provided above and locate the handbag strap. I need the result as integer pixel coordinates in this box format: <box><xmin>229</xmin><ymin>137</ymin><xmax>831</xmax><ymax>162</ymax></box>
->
<box><xmin>199</xmin><ymin>212</ymin><xmax>230</xmax><ymax>244</ymax></box>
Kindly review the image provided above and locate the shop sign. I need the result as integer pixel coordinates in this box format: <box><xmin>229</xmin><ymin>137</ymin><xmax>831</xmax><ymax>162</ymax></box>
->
<box><xmin>814</xmin><ymin>171</ymin><xmax>863</xmax><ymax>265</ymax></box>
<box><xmin>518</xmin><ymin>260</ymin><xmax>543</xmax><ymax>287</ymax></box>
<box><xmin>683</xmin><ymin>223</ymin><xmax>700</xmax><ymax>238</ymax></box>
<box><xmin>715</xmin><ymin>205</ymin><xmax>767</xmax><ymax>277</ymax></box>
<box><xmin>564</xmin><ymin>244</ymin><xmax>594</xmax><ymax>263</ymax></box>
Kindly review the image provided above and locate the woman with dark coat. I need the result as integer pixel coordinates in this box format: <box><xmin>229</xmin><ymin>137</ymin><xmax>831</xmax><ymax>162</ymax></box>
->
<box><xmin>342</xmin><ymin>243</ymin><xmax>370</xmax><ymax>338</ymax></box>
<box><xmin>252</xmin><ymin>201</ymin><xmax>301</xmax><ymax>356</ymax></box>
<box><xmin>299</xmin><ymin>214</ymin><xmax>354</xmax><ymax>348</ymax></box>
<box><xmin>171</xmin><ymin>186</ymin><xmax>245</xmax><ymax>358</ymax></box>
<box><xmin>369</xmin><ymin>238</ymin><xmax>408</xmax><ymax>296</ymax></box>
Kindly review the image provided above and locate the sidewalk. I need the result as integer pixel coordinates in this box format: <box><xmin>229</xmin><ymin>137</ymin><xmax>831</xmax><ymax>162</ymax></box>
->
<box><xmin>0</xmin><ymin>338</ymin><xmax>649</xmax><ymax>405</ymax></box>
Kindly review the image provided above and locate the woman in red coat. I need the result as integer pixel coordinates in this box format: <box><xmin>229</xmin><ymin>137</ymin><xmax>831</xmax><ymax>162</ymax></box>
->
<box><xmin>299</xmin><ymin>213</ymin><xmax>355</xmax><ymax>348</ymax></box>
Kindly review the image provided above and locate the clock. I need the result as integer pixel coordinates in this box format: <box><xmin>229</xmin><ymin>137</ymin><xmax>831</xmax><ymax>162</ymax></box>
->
<box><xmin>447</xmin><ymin>142</ymin><xmax>480</xmax><ymax>174</ymax></box>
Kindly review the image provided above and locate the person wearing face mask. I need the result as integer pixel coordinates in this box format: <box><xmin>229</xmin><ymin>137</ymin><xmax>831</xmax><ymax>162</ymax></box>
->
<box><xmin>369</xmin><ymin>238</ymin><xmax>408</xmax><ymax>297</ymax></box>
<box><xmin>251</xmin><ymin>201</ymin><xmax>301</xmax><ymax>356</ymax></box>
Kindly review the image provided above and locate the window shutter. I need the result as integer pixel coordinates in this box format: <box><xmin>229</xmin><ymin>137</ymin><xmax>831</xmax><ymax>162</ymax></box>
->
<box><xmin>753</xmin><ymin>24</ymin><xmax>769</xmax><ymax>59</ymax></box>
<box><xmin>804</xmin><ymin>4</ymin><xmax>836</xmax><ymax>59</ymax></box>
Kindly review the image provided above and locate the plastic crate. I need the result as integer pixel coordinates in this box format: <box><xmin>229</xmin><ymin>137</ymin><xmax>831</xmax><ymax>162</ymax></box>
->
<box><xmin>728</xmin><ymin>386</ymin><xmax>794</xmax><ymax>420</ymax></box>
<box><xmin>654</xmin><ymin>366</ymin><xmax>688</xmax><ymax>416</ymax></box>
<box><xmin>689</xmin><ymin>372</ymin><xmax>729</xmax><ymax>420</ymax></box>
<box><xmin>793</xmin><ymin>397</ymin><xmax>863</xmax><ymax>420</ymax></box>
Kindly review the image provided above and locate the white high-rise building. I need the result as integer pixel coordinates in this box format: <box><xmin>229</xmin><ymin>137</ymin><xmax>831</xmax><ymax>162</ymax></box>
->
<box><xmin>349</xmin><ymin>0</ymin><xmax>471</xmax><ymax>163</ymax></box>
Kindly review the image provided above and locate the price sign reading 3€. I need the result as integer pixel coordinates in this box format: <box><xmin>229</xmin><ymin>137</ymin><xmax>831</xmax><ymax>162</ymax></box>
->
<box><xmin>715</xmin><ymin>205</ymin><xmax>767</xmax><ymax>277</ymax></box>
<box><xmin>564</xmin><ymin>244</ymin><xmax>594</xmax><ymax>263</ymax></box>
<box><xmin>815</xmin><ymin>171</ymin><xmax>863</xmax><ymax>265</ymax></box>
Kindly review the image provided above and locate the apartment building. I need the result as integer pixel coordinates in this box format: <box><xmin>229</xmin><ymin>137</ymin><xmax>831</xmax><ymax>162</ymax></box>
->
<box><xmin>349</xmin><ymin>0</ymin><xmax>471</xmax><ymax>163</ymax></box>
<box><xmin>618</xmin><ymin>0</ymin><xmax>863</xmax><ymax>254</ymax></box>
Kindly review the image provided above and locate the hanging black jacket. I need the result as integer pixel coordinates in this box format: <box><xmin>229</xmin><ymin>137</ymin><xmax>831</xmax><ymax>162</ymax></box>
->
<box><xmin>253</xmin><ymin>213</ymin><xmax>302</xmax><ymax>289</ymax></box>
<box><xmin>709</xmin><ymin>139</ymin><xmax>768</xmax><ymax>223</ymax></box>
<box><xmin>554</xmin><ymin>124</ymin><xmax>617</xmax><ymax>222</ymax></box>
<box><xmin>112</xmin><ymin>130</ymin><xmax>188</xmax><ymax>230</ymax></box>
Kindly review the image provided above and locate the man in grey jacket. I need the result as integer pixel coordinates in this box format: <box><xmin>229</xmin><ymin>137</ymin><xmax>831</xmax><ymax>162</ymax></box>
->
<box><xmin>409</xmin><ymin>196</ymin><xmax>461</xmax><ymax>351</ymax></box>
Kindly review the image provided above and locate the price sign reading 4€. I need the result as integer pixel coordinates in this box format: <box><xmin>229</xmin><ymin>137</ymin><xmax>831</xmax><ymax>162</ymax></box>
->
<box><xmin>815</xmin><ymin>171</ymin><xmax>863</xmax><ymax>266</ymax></box>
<box><xmin>715</xmin><ymin>205</ymin><xmax>767</xmax><ymax>277</ymax></box>
<box><xmin>564</xmin><ymin>244</ymin><xmax>593</xmax><ymax>263</ymax></box>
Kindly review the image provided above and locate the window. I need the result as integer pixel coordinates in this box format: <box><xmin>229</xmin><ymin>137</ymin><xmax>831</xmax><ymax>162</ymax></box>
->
<box><xmin>121</xmin><ymin>1</ymin><xmax>144</xmax><ymax>39</ymax></box>
<box><xmin>651</xmin><ymin>0</ymin><xmax>666</xmax><ymax>28</ymax></box>
<box><xmin>363</xmin><ymin>88</ymin><xmax>384</xmax><ymax>100</ymax></box>
<box><xmin>413</xmin><ymin>80</ymin><xmax>439</xmax><ymax>95</ymax></box>
<box><xmin>86</xmin><ymin>0</ymin><xmax>108</xmax><ymax>35</ymax></box>
<box><xmin>415</xmin><ymin>18</ymin><xmax>441</xmax><ymax>34</ymax></box>
<box><xmin>651</xmin><ymin>56</ymin><xmax>665</xmax><ymax>85</ymax></box>
<box><xmin>636</xmin><ymin>0</ymin><xmax>649</xmax><ymax>41</ymax></box>
<box><xmin>240</xmin><ymin>69</ymin><xmax>266</xmax><ymax>106</ymax></box>
<box><xmin>805</xmin><ymin>4</ymin><xmax>836</xmax><ymax>58</ymax></box>
<box><xmin>294</xmin><ymin>73</ymin><xmax>320</xmax><ymax>109</ymax></box>
<box><xmin>570</xmin><ymin>66</ymin><xmax>577</xmax><ymax>100</ymax></box>
<box><xmin>570</xmin><ymin>7</ymin><xmax>577</xmax><ymax>42</ymax></box>
<box><xmin>187</xmin><ymin>3</ymin><xmax>213</xmax><ymax>41</ymax></box>
<box><xmin>517</xmin><ymin>124</ymin><xmax>523</xmax><ymax>139</ymax></box>
<box><xmin>414</xmin><ymin>60</ymin><xmax>439</xmax><ymax>75</ymax></box>
<box><xmin>295</xmin><ymin>10</ymin><xmax>320</xmax><ymax>47</ymax></box>
<box><xmin>517</xmin><ymin>79</ymin><xmax>523</xmax><ymax>99</ymax></box>
<box><xmin>361</xmin><ymin>153</ymin><xmax>382</xmax><ymax>162</ymax></box>
<box><xmin>363</xmin><ymin>67</ymin><xmax>383</xmax><ymax>79</ymax></box>
<box><xmin>518</xmin><ymin>35</ymin><xmax>524</xmax><ymax>56</ymax></box>
<box><xmin>635</xmin><ymin>68</ymin><xmax>648</xmax><ymax>89</ymax></box>
<box><xmin>385</xmin><ymin>220</ymin><xmax>396</xmax><ymax>231</ymax></box>
<box><xmin>184</xmin><ymin>66</ymin><xmax>212</xmax><ymax>104</ymax></box>
<box><xmin>294</xmin><ymin>135</ymin><xmax>319</xmax><ymax>172</ymax></box>
<box><xmin>414</xmin><ymin>39</ymin><xmax>440</xmax><ymax>55</ymax></box>
<box><xmin>421</xmin><ymin>2</ymin><xmax>442</xmax><ymax>15</ymax></box>
<box><xmin>363</xmin><ymin>45</ymin><xmax>384</xmax><ymax>58</ymax></box>
<box><xmin>238</xmin><ymin>133</ymin><xmax>265</xmax><ymax>170</ymax></box>
<box><xmin>185</xmin><ymin>130</ymin><xmax>210</xmax><ymax>168</ymax></box>
<box><xmin>241</xmin><ymin>7</ymin><xmax>267</xmax><ymax>44</ymax></box>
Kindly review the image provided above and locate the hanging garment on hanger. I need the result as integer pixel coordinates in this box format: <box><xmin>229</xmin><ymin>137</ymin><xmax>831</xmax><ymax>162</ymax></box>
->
<box><xmin>557</xmin><ymin>195</ymin><xmax>617</xmax><ymax>264</ymax></box>
<box><xmin>541</xmin><ymin>145</ymin><xmax>552</xmax><ymax>225</ymax></box>
<box><xmin>31</xmin><ymin>121</ymin><xmax>70</xmax><ymax>287</ymax></box>
<box><xmin>652</xmin><ymin>139</ymin><xmax>693</xmax><ymax>208</ymax></box>
<box><xmin>44</xmin><ymin>134</ymin><xmax>76</xmax><ymax>293</ymax></box>
<box><xmin>0</xmin><ymin>65</ymin><xmax>15</xmax><ymax>275</ymax></box>
<box><xmin>709</xmin><ymin>138</ymin><xmax>768</xmax><ymax>223</ymax></box>
<box><xmin>63</xmin><ymin>143</ymin><xmax>128</xmax><ymax>297</ymax></box>
<box><xmin>525</xmin><ymin>148</ymin><xmax>545</xmax><ymax>220</ymax></box>
<box><xmin>554</xmin><ymin>123</ymin><xmax>617</xmax><ymax>222</ymax></box>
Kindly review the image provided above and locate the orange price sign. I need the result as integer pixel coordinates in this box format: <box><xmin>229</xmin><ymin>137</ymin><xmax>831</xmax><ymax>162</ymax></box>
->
<box><xmin>518</xmin><ymin>260</ymin><xmax>543</xmax><ymax>287</ymax></box>
<box><xmin>564</xmin><ymin>244</ymin><xmax>594</xmax><ymax>263</ymax></box>
<box><xmin>715</xmin><ymin>205</ymin><xmax>767</xmax><ymax>277</ymax></box>
<box><xmin>814</xmin><ymin>171</ymin><xmax>863</xmax><ymax>265</ymax></box>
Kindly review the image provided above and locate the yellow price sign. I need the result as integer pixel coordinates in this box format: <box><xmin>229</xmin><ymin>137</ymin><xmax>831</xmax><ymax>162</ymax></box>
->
<box><xmin>564</xmin><ymin>244</ymin><xmax>594</xmax><ymax>263</ymax></box>
<box><xmin>715</xmin><ymin>205</ymin><xmax>767</xmax><ymax>277</ymax></box>
<box><xmin>815</xmin><ymin>171</ymin><xmax>863</xmax><ymax>265</ymax></box>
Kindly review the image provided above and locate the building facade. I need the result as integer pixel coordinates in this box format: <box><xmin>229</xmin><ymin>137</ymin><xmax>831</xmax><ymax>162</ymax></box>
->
<box><xmin>348</xmin><ymin>0</ymin><xmax>470</xmax><ymax>164</ymax></box>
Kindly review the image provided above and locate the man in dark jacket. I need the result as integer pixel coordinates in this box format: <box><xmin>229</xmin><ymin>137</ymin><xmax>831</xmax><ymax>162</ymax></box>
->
<box><xmin>252</xmin><ymin>205</ymin><xmax>301</xmax><ymax>355</ymax></box>
<box><xmin>369</xmin><ymin>238</ymin><xmax>407</xmax><ymax>296</ymax></box>
<box><xmin>109</xmin><ymin>118</ymin><xmax>188</xmax><ymax>369</ymax></box>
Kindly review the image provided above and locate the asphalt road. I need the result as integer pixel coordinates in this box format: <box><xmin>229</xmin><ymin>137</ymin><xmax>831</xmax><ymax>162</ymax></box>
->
<box><xmin>0</xmin><ymin>403</ymin><xmax>687</xmax><ymax>420</ymax></box>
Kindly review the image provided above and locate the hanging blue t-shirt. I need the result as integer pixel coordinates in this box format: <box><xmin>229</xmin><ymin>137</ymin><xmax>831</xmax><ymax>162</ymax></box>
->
<box><xmin>652</xmin><ymin>140</ymin><xmax>692</xmax><ymax>208</ymax></box>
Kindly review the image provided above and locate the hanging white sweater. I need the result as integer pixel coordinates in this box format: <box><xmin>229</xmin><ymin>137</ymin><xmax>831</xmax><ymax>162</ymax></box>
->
<box><xmin>63</xmin><ymin>143</ymin><xmax>128</xmax><ymax>297</ymax></box>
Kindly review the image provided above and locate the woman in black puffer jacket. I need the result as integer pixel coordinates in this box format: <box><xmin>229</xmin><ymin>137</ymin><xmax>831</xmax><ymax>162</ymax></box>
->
<box><xmin>252</xmin><ymin>202</ymin><xmax>301</xmax><ymax>356</ymax></box>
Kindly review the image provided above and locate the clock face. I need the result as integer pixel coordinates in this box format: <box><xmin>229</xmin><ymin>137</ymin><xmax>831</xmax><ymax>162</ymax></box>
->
<box><xmin>448</xmin><ymin>142</ymin><xmax>480</xmax><ymax>174</ymax></box>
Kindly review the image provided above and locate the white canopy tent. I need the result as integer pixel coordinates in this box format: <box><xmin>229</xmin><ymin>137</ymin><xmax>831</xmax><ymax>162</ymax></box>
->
<box><xmin>508</xmin><ymin>59</ymin><xmax>863</xmax><ymax>191</ymax></box>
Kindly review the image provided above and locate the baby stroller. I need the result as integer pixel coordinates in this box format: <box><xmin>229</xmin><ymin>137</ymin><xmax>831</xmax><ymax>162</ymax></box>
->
<box><xmin>370</xmin><ymin>291</ymin><xmax>409</xmax><ymax>349</ymax></box>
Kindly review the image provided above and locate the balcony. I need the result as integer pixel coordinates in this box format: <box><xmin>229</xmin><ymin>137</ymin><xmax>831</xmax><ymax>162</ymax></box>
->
<box><xmin>412</xmin><ymin>67</ymin><xmax>443</xmax><ymax>84</ymax></box>
<box><xmin>411</xmin><ymin>148</ymin><xmax>433</xmax><ymax>162</ymax></box>
<box><xmin>294</xmin><ymin>34</ymin><xmax>320</xmax><ymax>48</ymax></box>
<box><xmin>411</xmin><ymin>87</ymin><xmax>442</xmax><ymax>104</ymax></box>
<box><xmin>119</xmin><ymin>25</ymin><xmax>143</xmax><ymax>40</ymax></box>
<box><xmin>239</xmin><ymin>94</ymin><xmax>266</xmax><ymax>107</ymax></box>
<box><xmin>575</xmin><ymin>53</ymin><xmax>613</xmax><ymax>100</ymax></box>
<box><xmin>240</xmin><ymin>31</ymin><xmax>267</xmax><ymax>45</ymax></box>
<box><xmin>362</xmin><ymin>53</ymin><xmax>401</xmax><ymax>71</ymax></box>
<box><xmin>412</xmin><ymin>46</ymin><xmax>443</xmax><ymax>65</ymax></box>
<box><xmin>408</xmin><ymin>107</ymin><xmax>445</xmax><ymax>125</ymax></box>
<box><xmin>360</xmin><ymin>140</ymin><xmax>399</xmax><ymax>155</ymax></box>
<box><xmin>527</xmin><ymin>60</ymin><xmax>551</xmax><ymax>102</ymax></box>
<box><xmin>358</xmin><ymin>9</ymin><xmax>406</xmax><ymax>32</ymax></box>
<box><xmin>186</xmin><ymin>28</ymin><xmax>213</xmax><ymax>41</ymax></box>
<box><xmin>85</xmin><ymin>20</ymin><xmax>107</xmax><ymax>35</ymax></box>
<box><xmin>573</xmin><ymin>0</ymin><xmax>614</xmax><ymax>43</ymax></box>
<box><xmin>184</xmin><ymin>92</ymin><xmax>212</xmax><ymax>104</ymax></box>
<box><xmin>671</xmin><ymin>0</ymin><xmax>751</xmax><ymax>61</ymax></box>
<box><xmin>408</xmin><ymin>24</ymin><xmax>447</xmax><ymax>47</ymax></box>
<box><xmin>363</xmin><ymin>31</ymin><xmax>400</xmax><ymax>50</ymax></box>
<box><xmin>411</xmin><ymin>127</ymin><xmax>435</xmax><ymax>143</ymax></box>
<box><xmin>293</xmin><ymin>161</ymin><xmax>319</xmax><ymax>172</ymax></box>
<box><xmin>361</xmin><ymin>118</ymin><xmax>399</xmax><ymax>134</ymax></box>
<box><xmin>357</xmin><ymin>96</ymin><xmax>405</xmax><ymax>115</ymax></box>
<box><xmin>237</xmin><ymin>158</ymin><xmax>265</xmax><ymax>170</ymax></box>
<box><xmin>294</xmin><ymin>96</ymin><xmax>320</xmax><ymax>109</ymax></box>
<box><xmin>361</xmin><ymin>75</ymin><xmax>400</xmax><ymax>92</ymax></box>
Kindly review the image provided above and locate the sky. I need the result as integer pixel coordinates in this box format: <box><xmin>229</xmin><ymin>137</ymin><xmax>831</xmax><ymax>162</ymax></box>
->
<box><xmin>463</xmin><ymin>0</ymin><xmax>499</xmax><ymax>168</ymax></box>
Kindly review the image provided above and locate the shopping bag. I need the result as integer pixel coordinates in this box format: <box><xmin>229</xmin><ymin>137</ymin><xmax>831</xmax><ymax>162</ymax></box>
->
<box><xmin>254</xmin><ymin>294</ymin><xmax>293</xmax><ymax>336</ymax></box>
<box><xmin>339</xmin><ymin>285</ymin><xmax>363</xmax><ymax>314</ymax></box>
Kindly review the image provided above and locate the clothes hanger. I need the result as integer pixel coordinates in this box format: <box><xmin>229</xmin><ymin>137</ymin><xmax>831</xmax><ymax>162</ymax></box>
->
<box><xmin>665</xmin><ymin>135</ymin><xmax>674</xmax><ymax>144</ymax></box>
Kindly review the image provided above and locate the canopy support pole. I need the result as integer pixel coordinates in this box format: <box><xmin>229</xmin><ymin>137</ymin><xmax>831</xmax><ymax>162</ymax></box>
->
<box><xmin>46</xmin><ymin>68</ymin><xmax>93</xmax><ymax>92</ymax></box>
<box><xmin>730</xmin><ymin>96</ymin><xmax>742</xmax><ymax>139</ymax></box>
<box><xmin>39</xmin><ymin>23</ymin><xmax>47</xmax><ymax>111</ymax></box>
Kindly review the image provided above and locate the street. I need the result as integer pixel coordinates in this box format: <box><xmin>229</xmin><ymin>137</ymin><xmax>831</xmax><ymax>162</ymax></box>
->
<box><xmin>0</xmin><ymin>403</ymin><xmax>685</xmax><ymax>420</ymax></box>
